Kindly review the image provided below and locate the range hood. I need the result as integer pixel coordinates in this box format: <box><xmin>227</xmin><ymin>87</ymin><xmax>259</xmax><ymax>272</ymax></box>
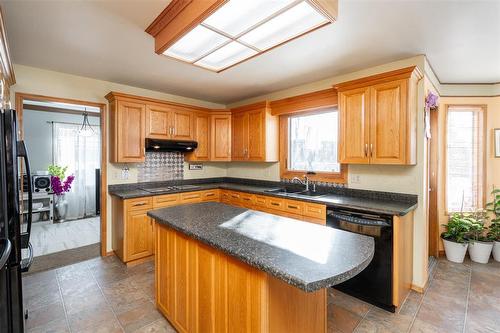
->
<box><xmin>145</xmin><ymin>139</ymin><xmax>198</xmax><ymax>152</ymax></box>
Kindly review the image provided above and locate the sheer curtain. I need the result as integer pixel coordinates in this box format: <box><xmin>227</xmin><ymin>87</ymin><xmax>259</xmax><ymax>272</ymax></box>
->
<box><xmin>52</xmin><ymin>122</ymin><xmax>100</xmax><ymax>220</ymax></box>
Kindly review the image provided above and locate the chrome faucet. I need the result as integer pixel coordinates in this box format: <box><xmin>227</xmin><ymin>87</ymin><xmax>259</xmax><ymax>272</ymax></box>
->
<box><xmin>292</xmin><ymin>175</ymin><xmax>310</xmax><ymax>192</ymax></box>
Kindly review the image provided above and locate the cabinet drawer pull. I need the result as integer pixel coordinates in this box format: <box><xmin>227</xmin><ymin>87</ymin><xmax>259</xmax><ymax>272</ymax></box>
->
<box><xmin>271</xmin><ymin>202</ymin><xmax>280</xmax><ymax>206</ymax></box>
<box><xmin>288</xmin><ymin>205</ymin><xmax>299</xmax><ymax>209</ymax></box>
<box><xmin>158</xmin><ymin>198</ymin><xmax>176</xmax><ymax>203</ymax></box>
<box><xmin>243</xmin><ymin>198</ymin><xmax>251</xmax><ymax>201</ymax></box>
<box><xmin>205</xmin><ymin>193</ymin><xmax>215</xmax><ymax>197</ymax></box>
<box><xmin>132</xmin><ymin>202</ymin><xmax>147</xmax><ymax>207</ymax></box>
<box><xmin>231</xmin><ymin>195</ymin><xmax>239</xmax><ymax>198</ymax></box>
<box><xmin>184</xmin><ymin>195</ymin><xmax>199</xmax><ymax>199</ymax></box>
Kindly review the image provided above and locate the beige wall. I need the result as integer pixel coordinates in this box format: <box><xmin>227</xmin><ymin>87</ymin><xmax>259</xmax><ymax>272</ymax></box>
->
<box><xmin>10</xmin><ymin>64</ymin><xmax>226</xmax><ymax>253</ymax></box>
<box><xmin>436</xmin><ymin>96</ymin><xmax>500</xmax><ymax>251</ymax></box>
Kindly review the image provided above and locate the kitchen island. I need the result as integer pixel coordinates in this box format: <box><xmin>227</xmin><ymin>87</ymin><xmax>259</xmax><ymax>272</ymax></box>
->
<box><xmin>148</xmin><ymin>202</ymin><xmax>375</xmax><ymax>333</ymax></box>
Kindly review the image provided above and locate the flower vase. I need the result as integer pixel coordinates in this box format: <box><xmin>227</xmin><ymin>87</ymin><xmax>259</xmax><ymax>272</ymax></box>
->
<box><xmin>54</xmin><ymin>194</ymin><xmax>68</xmax><ymax>222</ymax></box>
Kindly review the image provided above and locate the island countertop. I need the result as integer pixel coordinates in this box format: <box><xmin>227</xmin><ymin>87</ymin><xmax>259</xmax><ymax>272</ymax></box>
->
<box><xmin>148</xmin><ymin>202</ymin><xmax>375</xmax><ymax>292</ymax></box>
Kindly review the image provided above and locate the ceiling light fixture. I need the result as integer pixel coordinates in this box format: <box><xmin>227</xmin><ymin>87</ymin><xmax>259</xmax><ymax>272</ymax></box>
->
<box><xmin>78</xmin><ymin>109</ymin><xmax>95</xmax><ymax>137</ymax></box>
<box><xmin>146</xmin><ymin>0</ymin><xmax>338</xmax><ymax>73</ymax></box>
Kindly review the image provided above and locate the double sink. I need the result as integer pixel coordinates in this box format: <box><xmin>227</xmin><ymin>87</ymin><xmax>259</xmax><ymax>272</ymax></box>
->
<box><xmin>264</xmin><ymin>188</ymin><xmax>327</xmax><ymax>198</ymax></box>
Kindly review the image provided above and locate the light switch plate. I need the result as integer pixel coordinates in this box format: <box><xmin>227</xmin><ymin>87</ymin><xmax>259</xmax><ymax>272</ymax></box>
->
<box><xmin>189</xmin><ymin>164</ymin><xmax>203</xmax><ymax>170</ymax></box>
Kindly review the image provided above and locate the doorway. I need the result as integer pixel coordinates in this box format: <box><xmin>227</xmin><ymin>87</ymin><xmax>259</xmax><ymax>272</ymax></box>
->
<box><xmin>16</xmin><ymin>93</ymin><xmax>107</xmax><ymax>272</ymax></box>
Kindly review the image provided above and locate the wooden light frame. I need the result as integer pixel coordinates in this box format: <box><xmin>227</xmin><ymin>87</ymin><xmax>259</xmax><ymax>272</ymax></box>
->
<box><xmin>145</xmin><ymin>0</ymin><xmax>338</xmax><ymax>73</ymax></box>
<box><xmin>16</xmin><ymin>92</ymin><xmax>109</xmax><ymax>257</ymax></box>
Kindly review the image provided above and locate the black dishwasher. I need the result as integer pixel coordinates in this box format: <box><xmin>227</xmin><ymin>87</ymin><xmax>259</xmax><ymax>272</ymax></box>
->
<box><xmin>326</xmin><ymin>208</ymin><xmax>395</xmax><ymax>312</ymax></box>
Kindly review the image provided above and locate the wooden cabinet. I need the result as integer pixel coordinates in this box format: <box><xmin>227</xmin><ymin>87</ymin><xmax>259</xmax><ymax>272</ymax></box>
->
<box><xmin>210</xmin><ymin>114</ymin><xmax>231</xmax><ymax>161</ymax></box>
<box><xmin>126</xmin><ymin>209</ymin><xmax>154</xmax><ymax>261</ymax></box>
<box><xmin>336</xmin><ymin>66</ymin><xmax>422</xmax><ymax>165</ymax></box>
<box><xmin>231</xmin><ymin>102</ymin><xmax>278</xmax><ymax>162</ymax></box>
<box><xmin>155</xmin><ymin>224</ymin><xmax>326</xmax><ymax>333</ymax></box>
<box><xmin>186</xmin><ymin>113</ymin><xmax>210</xmax><ymax>161</ymax></box>
<box><xmin>145</xmin><ymin>104</ymin><xmax>194</xmax><ymax>141</ymax></box>
<box><xmin>108</xmin><ymin>98</ymin><xmax>146</xmax><ymax>163</ymax></box>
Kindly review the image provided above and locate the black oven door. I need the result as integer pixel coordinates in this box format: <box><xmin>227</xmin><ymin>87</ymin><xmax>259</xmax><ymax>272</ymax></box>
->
<box><xmin>327</xmin><ymin>210</ymin><xmax>394</xmax><ymax>312</ymax></box>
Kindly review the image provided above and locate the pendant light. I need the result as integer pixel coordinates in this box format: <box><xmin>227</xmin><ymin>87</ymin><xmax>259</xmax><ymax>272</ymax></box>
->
<box><xmin>78</xmin><ymin>108</ymin><xmax>95</xmax><ymax>137</ymax></box>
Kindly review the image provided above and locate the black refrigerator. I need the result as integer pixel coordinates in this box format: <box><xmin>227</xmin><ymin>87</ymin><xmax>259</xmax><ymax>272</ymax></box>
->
<box><xmin>0</xmin><ymin>109</ymin><xmax>33</xmax><ymax>332</ymax></box>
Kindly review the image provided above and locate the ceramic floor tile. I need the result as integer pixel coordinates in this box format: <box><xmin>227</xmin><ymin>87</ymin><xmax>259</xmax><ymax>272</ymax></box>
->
<box><xmin>327</xmin><ymin>302</ymin><xmax>362</xmax><ymax>333</ymax></box>
<box><xmin>329</xmin><ymin>288</ymin><xmax>373</xmax><ymax>317</ymax></box>
<box><xmin>25</xmin><ymin>300</ymin><xmax>66</xmax><ymax>331</ymax></box>
<box><xmin>133</xmin><ymin>318</ymin><xmax>177</xmax><ymax>333</ymax></box>
<box><xmin>66</xmin><ymin>304</ymin><xmax>117</xmax><ymax>332</ymax></box>
<box><xmin>62</xmin><ymin>288</ymin><xmax>108</xmax><ymax>315</ymax></box>
<box><xmin>26</xmin><ymin>318</ymin><xmax>70</xmax><ymax>333</ymax></box>
<box><xmin>363</xmin><ymin>307</ymin><xmax>413</xmax><ymax>333</ymax></box>
<box><xmin>72</xmin><ymin>318</ymin><xmax>124</xmax><ymax>333</ymax></box>
<box><xmin>116</xmin><ymin>300</ymin><xmax>163</xmax><ymax>333</ymax></box>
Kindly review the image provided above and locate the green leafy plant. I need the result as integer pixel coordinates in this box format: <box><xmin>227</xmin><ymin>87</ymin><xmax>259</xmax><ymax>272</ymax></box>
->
<box><xmin>486</xmin><ymin>188</ymin><xmax>500</xmax><ymax>241</ymax></box>
<box><xmin>441</xmin><ymin>213</ymin><xmax>474</xmax><ymax>243</ymax></box>
<box><xmin>48</xmin><ymin>165</ymin><xmax>68</xmax><ymax>180</ymax></box>
<box><xmin>465</xmin><ymin>210</ymin><xmax>489</xmax><ymax>242</ymax></box>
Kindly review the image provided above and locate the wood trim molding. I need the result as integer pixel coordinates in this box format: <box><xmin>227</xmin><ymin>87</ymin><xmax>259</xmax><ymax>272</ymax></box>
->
<box><xmin>279</xmin><ymin>113</ymin><xmax>348</xmax><ymax>184</ymax></box>
<box><xmin>23</xmin><ymin>103</ymin><xmax>100</xmax><ymax>117</ymax></box>
<box><xmin>334</xmin><ymin>66</ymin><xmax>424</xmax><ymax>92</ymax></box>
<box><xmin>104</xmin><ymin>91</ymin><xmax>217</xmax><ymax>113</ymax></box>
<box><xmin>270</xmin><ymin>88</ymin><xmax>338</xmax><ymax>116</ymax></box>
<box><xmin>231</xmin><ymin>101</ymin><xmax>270</xmax><ymax>114</ymax></box>
<box><xmin>145</xmin><ymin>0</ymin><xmax>193</xmax><ymax>37</ymax></box>
<box><xmin>16</xmin><ymin>92</ymin><xmax>109</xmax><ymax>257</ymax></box>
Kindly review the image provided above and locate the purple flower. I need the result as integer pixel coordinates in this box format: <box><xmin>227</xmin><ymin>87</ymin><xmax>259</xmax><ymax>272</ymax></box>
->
<box><xmin>51</xmin><ymin>174</ymin><xmax>75</xmax><ymax>196</ymax></box>
<box><xmin>425</xmin><ymin>91</ymin><xmax>439</xmax><ymax>111</ymax></box>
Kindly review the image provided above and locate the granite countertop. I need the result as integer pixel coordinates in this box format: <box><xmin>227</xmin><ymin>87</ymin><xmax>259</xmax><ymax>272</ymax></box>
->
<box><xmin>148</xmin><ymin>202</ymin><xmax>375</xmax><ymax>292</ymax></box>
<box><xmin>109</xmin><ymin>180</ymin><xmax>417</xmax><ymax>216</ymax></box>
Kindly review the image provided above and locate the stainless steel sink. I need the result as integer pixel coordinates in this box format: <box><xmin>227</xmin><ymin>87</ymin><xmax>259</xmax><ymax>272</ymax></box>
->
<box><xmin>264</xmin><ymin>188</ymin><xmax>326</xmax><ymax>197</ymax></box>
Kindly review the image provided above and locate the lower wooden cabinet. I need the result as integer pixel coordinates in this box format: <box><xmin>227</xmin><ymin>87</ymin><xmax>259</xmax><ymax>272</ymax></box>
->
<box><xmin>155</xmin><ymin>224</ymin><xmax>326</xmax><ymax>333</ymax></box>
<box><xmin>112</xmin><ymin>189</ymin><xmax>326</xmax><ymax>264</ymax></box>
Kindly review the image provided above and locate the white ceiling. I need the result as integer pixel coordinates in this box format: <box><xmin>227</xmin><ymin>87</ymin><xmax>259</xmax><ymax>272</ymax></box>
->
<box><xmin>2</xmin><ymin>0</ymin><xmax>499</xmax><ymax>104</ymax></box>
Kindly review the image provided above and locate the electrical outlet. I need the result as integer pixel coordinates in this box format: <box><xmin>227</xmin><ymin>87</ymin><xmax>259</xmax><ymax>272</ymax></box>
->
<box><xmin>350</xmin><ymin>174</ymin><xmax>361</xmax><ymax>184</ymax></box>
<box><xmin>189</xmin><ymin>164</ymin><xmax>203</xmax><ymax>170</ymax></box>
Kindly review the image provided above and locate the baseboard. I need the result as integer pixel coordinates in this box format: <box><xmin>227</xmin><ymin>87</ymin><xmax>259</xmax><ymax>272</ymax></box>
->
<box><xmin>125</xmin><ymin>255</ymin><xmax>154</xmax><ymax>267</ymax></box>
<box><xmin>105</xmin><ymin>251</ymin><xmax>115</xmax><ymax>257</ymax></box>
<box><xmin>438</xmin><ymin>250</ymin><xmax>445</xmax><ymax>257</ymax></box>
<box><xmin>411</xmin><ymin>278</ymin><xmax>429</xmax><ymax>293</ymax></box>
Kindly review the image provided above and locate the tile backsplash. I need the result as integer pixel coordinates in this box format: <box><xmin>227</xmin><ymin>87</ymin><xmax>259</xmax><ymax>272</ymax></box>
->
<box><xmin>137</xmin><ymin>152</ymin><xmax>184</xmax><ymax>182</ymax></box>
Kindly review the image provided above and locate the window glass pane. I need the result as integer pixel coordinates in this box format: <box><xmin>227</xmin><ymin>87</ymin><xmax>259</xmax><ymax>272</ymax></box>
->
<box><xmin>163</xmin><ymin>25</ymin><xmax>229</xmax><ymax>62</ymax></box>
<box><xmin>288</xmin><ymin>111</ymin><xmax>339</xmax><ymax>173</ymax></box>
<box><xmin>195</xmin><ymin>41</ymin><xmax>257</xmax><ymax>71</ymax></box>
<box><xmin>446</xmin><ymin>108</ymin><xmax>483</xmax><ymax>212</ymax></box>
<box><xmin>203</xmin><ymin>0</ymin><xmax>294</xmax><ymax>37</ymax></box>
<box><xmin>239</xmin><ymin>1</ymin><xmax>328</xmax><ymax>51</ymax></box>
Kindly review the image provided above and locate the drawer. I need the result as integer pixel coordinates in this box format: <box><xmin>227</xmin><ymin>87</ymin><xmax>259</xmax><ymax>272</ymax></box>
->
<box><xmin>266</xmin><ymin>197</ymin><xmax>285</xmax><ymax>211</ymax></box>
<box><xmin>153</xmin><ymin>194</ymin><xmax>180</xmax><ymax>208</ymax></box>
<box><xmin>254</xmin><ymin>195</ymin><xmax>267</xmax><ymax>208</ymax></box>
<box><xmin>240</xmin><ymin>193</ymin><xmax>254</xmax><ymax>208</ymax></box>
<box><xmin>284</xmin><ymin>199</ymin><xmax>304</xmax><ymax>215</ymax></box>
<box><xmin>126</xmin><ymin>197</ymin><xmax>153</xmax><ymax>211</ymax></box>
<box><xmin>228</xmin><ymin>191</ymin><xmax>241</xmax><ymax>202</ymax></box>
<box><xmin>181</xmin><ymin>192</ymin><xmax>202</xmax><ymax>203</ymax></box>
<box><xmin>202</xmin><ymin>190</ymin><xmax>219</xmax><ymax>202</ymax></box>
<box><xmin>303</xmin><ymin>203</ymin><xmax>326</xmax><ymax>220</ymax></box>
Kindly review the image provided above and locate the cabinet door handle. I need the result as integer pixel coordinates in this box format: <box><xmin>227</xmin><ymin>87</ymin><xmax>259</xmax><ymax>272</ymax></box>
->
<box><xmin>132</xmin><ymin>202</ymin><xmax>147</xmax><ymax>207</ymax></box>
<box><xmin>172</xmin><ymin>127</ymin><xmax>175</xmax><ymax>136</ymax></box>
<box><xmin>370</xmin><ymin>144</ymin><xmax>373</xmax><ymax>157</ymax></box>
<box><xmin>364</xmin><ymin>144</ymin><xmax>368</xmax><ymax>157</ymax></box>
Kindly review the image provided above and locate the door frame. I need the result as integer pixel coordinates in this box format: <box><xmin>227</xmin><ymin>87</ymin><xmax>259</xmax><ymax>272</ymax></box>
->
<box><xmin>428</xmin><ymin>107</ymin><xmax>439</xmax><ymax>258</ymax></box>
<box><xmin>15</xmin><ymin>92</ymin><xmax>109</xmax><ymax>257</ymax></box>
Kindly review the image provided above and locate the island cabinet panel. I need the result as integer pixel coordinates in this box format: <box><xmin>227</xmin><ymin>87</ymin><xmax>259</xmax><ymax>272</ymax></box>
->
<box><xmin>155</xmin><ymin>223</ymin><xmax>327</xmax><ymax>333</ymax></box>
<box><xmin>336</xmin><ymin>66</ymin><xmax>422</xmax><ymax>165</ymax></box>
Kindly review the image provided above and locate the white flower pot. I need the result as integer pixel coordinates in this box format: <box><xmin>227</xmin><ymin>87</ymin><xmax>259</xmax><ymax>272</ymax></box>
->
<box><xmin>493</xmin><ymin>241</ymin><xmax>500</xmax><ymax>262</ymax></box>
<box><xmin>468</xmin><ymin>241</ymin><xmax>494</xmax><ymax>264</ymax></box>
<box><xmin>442</xmin><ymin>238</ymin><xmax>468</xmax><ymax>263</ymax></box>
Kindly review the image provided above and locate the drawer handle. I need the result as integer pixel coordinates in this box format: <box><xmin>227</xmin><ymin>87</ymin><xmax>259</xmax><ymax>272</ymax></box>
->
<box><xmin>243</xmin><ymin>198</ymin><xmax>251</xmax><ymax>201</ymax></box>
<box><xmin>184</xmin><ymin>195</ymin><xmax>199</xmax><ymax>199</ymax></box>
<box><xmin>288</xmin><ymin>205</ymin><xmax>299</xmax><ymax>209</ymax></box>
<box><xmin>132</xmin><ymin>202</ymin><xmax>148</xmax><ymax>207</ymax></box>
<box><xmin>271</xmin><ymin>202</ymin><xmax>280</xmax><ymax>206</ymax></box>
<box><xmin>206</xmin><ymin>193</ymin><xmax>215</xmax><ymax>197</ymax></box>
<box><xmin>231</xmin><ymin>195</ymin><xmax>239</xmax><ymax>198</ymax></box>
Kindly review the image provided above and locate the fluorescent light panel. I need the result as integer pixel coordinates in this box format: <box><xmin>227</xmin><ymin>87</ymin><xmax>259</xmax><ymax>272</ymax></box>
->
<box><xmin>239</xmin><ymin>2</ymin><xmax>329</xmax><ymax>51</ymax></box>
<box><xmin>162</xmin><ymin>0</ymin><xmax>330</xmax><ymax>71</ymax></box>
<box><xmin>203</xmin><ymin>0</ymin><xmax>295</xmax><ymax>37</ymax></box>
<box><xmin>195</xmin><ymin>41</ymin><xmax>257</xmax><ymax>71</ymax></box>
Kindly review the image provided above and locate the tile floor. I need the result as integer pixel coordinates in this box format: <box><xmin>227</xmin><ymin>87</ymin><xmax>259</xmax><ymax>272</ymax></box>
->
<box><xmin>23</xmin><ymin>256</ymin><xmax>500</xmax><ymax>333</ymax></box>
<box><xmin>30</xmin><ymin>216</ymin><xmax>100</xmax><ymax>256</ymax></box>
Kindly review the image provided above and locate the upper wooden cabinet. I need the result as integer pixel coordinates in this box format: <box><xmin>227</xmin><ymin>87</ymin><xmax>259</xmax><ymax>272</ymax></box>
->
<box><xmin>336</xmin><ymin>66</ymin><xmax>422</xmax><ymax>165</ymax></box>
<box><xmin>231</xmin><ymin>102</ymin><xmax>278</xmax><ymax>162</ymax></box>
<box><xmin>108</xmin><ymin>97</ymin><xmax>146</xmax><ymax>163</ymax></box>
<box><xmin>145</xmin><ymin>104</ymin><xmax>194</xmax><ymax>140</ymax></box>
<box><xmin>185</xmin><ymin>112</ymin><xmax>210</xmax><ymax>161</ymax></box>
<box><xmin>210</xmin><ymin>113</ymin><xmax>231</xmax><ymax>161</ymax></box>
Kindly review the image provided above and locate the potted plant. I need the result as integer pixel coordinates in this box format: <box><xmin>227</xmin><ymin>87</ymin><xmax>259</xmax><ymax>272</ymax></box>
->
<box><xmin>48</xmin><ymin>165</ymin><xmax>75</xmax><ymax>222</ymax></box>
<box><xmin>441</xmin><ymin>213</ymin><xmax>471</xmax><ymax>263</ymax></box>
<box><xmin>486</xmin><ymin>188</ymin><xmax>500</xmax><ymax>262</ymax></box>
<box><xmin>466</xmin><ymin>209</ymin><xmax>493</xmax><ymax>264</ymax></box>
